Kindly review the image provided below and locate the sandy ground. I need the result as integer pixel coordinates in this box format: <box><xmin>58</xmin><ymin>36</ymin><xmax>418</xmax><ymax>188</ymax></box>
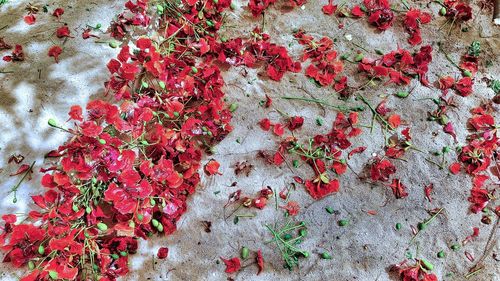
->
<box><xmin>0</xmin><ymin>1</ymin><xmax>499</xmax><ymax>280</ymax></box>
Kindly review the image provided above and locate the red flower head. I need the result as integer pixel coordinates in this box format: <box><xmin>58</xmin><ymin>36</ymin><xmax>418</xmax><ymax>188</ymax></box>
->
<box><xmin>48</xmin><ymin>46</ymin><xmax>63</xmax><ymax>63</ymax></box>
<box><xmin>221</xmin><ymin>257</ymin><xmax>241</xmax><ymax>274</ymax></box>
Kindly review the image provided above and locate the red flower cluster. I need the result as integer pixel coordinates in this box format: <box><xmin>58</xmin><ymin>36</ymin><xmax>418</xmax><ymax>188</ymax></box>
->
<box><xmin>216</xmin><ymin>27</ymin><xmax>301</xmax><ymax>81</ymax></box>
<box><xmin>0</xmin><ymin>0</ymin><xmax>240</xmax><ymax>279</ymax></box>
<box><xmin>403</xmin><ymin>9</ymin><xmax>432</xmax><ymax>46</ymax></box>
<box><xmin>293</xmin><ymin>30</ymin><xmax>347</xmax><ymax>93</ymax></box>
<box><xmin>442</xmin><ymin>0</ymin><xmax>472</xmax><ymax>22</ymax></box>
<box><xmin>2</xmin><ymin>44</ymin><xmax>24</xmax><ymax>62</ymax></box>
<box><xmin>108</xmin><ymin>0</ymin><xmax>150</xmax><ymax>40</ymax></box>
<box><xmin>353</xmin><ymin>0</ymin><xmax>395</xmax><ymax>31</ymax></box>
<box><xmin>261</xmin><ymin>112</ymin><xmax>363</xmax><ymax>199</ymax></box>
<box><xmin>452</xmin><ymin>105</ymin><xmax>498</xmax><ymax>213</ymax></box>
<box><xmin>391</xmin><ymin>259</ymin><xmax>438</xmax><ymax>281</ymax></box>
<box><xmin>248</xmin><ymin>0</ymin><xmax>307</xmax><ymax>17</ymax></box>
<box><xmin>359</xmin><ymin>45</ymin><xmax>433</xmax><ymax>86</ymax></box>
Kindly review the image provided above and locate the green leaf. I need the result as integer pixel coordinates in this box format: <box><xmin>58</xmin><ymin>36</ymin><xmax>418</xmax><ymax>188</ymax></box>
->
<box><xmin>48</xmin><ymin>271</ymin><xmax>58</xmax><ymax>279</ymax></box>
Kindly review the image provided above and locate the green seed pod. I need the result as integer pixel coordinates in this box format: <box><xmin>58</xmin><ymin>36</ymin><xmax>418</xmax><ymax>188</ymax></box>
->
<box><xmin>159</xmin><ymin>81</ymin><xmax>166</xmax><ymax>89</ymax></box>
<box><xmin>395</xmin><ymin>223</ymin><xmax>402</xmax><ymax>230</ymax></box>
<box><xmin>316</xmin><ymin>118</ymin><xmax>324</xmax><ymax>126</ymax></box>
<box><xmin>48</xmin><ymin>118</ymin><xmax>58</xmax><ymax>128</ymax></box>
<box><xmin>302</xmin><ymin>251</ymin><xmax>310</xmax><ymax>258</ymax></box>
<box><xmin>283</xmin><ymin>234</ymin><xmax>292</xmax><ymax>240</ymax></box>
<box><xmin>156</xmin><ymin>5</ymin><xmax>164</xmax><ymax>14</ymax></box>
<box><xmin>99</xmin><ymin>139</ymin><xmax>106</xmax><ymax>145</ymax></box>
<box><xmin>129</xmin><ymin>221</ymin><xmax>136</xmax><ymax>228</ymax></box>
<box><xmin>28</xmin><ymin>261</ymin><xmax>35</xmax><ymax>270</ymax></box>
<box><xmin>206</xmin><ymin>20</ymin><xmax>214</xmax><ymax>27</ymax></box>
<box><xmin>354</xmin><ymin>53</ymin><xmax>364</xmax><ymax>62</ymax></box>
<box><xmin>97</xmin><ymin>222</ymin><xmax>108</xmax><ymax>231</ymax></box>
<box><xmin>152</xmin><ymin>219</ymin><xmax>159</xmax><ymax>228</ymax></box>
<box><xmin>395</xmin><ymin>91</ymin><xmax>409</xmax><ymax>98</ymax></box>
<box><xmin>157</xmin><ymin>223</ymin><xmax>164</xmax><ymax>232</ymax></box>
<box><xmin>140</xmin><ymin>140</ymin><xmax>149</xmax><ymax>145</ymax></box>
<box><xmin>417</xmin><ymin>222</ymin><xmax>427</xmax><ymax>231</ymax></box>
<box><xmin>111</xmin><ymin>253</ymin><xmax>119</xmax><ymax>259</ymax></box>
<box><xmin>120</xmin><ymin>251</ymin><xmax>128</xmax><ymax>257</ymax></box>
<box><xmin>375</xmin><ymin>49</ymin><xmax>384</xmax><ymax>55</ymax></box>
<box><xmin>241</xmin><ymin>247</ymin><xmax>250</xmax><ymax>259</ymax></box>
<box><xmin>85</xmin><ymin>206</ymin><xmax>92</xmax><ymax>214</ymax></box>
<box><xmin>321</xmin><ymin>252</ymin><xmax>332</xmax><ymax>259</ymax></box>
<box><xmin>38</xmin><ymin>245</ymin><xmax>45</xmax><ymax>255</ymax></box>
<box><xmin>420</xmin><ymin>258</ymin><xmax>434</xmax><ymax>271</ymax></box>
<box><xmin>340</xmin><ymin>54</ymin><xmax>350</xmax><ymax>60</ymax></box>
<box><xmin>221</xmin><ymin>36</ymin><xmax>228</xmax><ymax>43</ymax></box>
<box><xmin>442</xmin><ymin>146</ymin><xmax>451</xmax><ymax>153</ymax></box>
<box><xmin>84</xmin><ymin>231</ymin><xmax>90</xmax><ymax>238</ymax></box>
<box><xmin>463</xmin><ymin>70</ymin><xmax>472</xmax><ymax>77</ymax></box>
<box><xmin>173</xmin><ymin>111</ymin><xmax>180</xmax><ymax>118</ymax></box>
<box><xmin>299</xmin><ymin>229</ymin><xmax>307</xmax><ymax>237</ymax></box>
<box><xmin>213</xmin><ymin>0</ymin><xmax>219</xmax><ymax>4</ymax></box>
<box><xmin>293</xmin><ymin>160</ymin><xmax>299</xmax><ymax>168</ymax></box>
<box><xmin>450</xmin><ymin>244</ymin><xmax>460</xmax><ymax>251</ymax></box>
<box><xmin>338</xmin><ymin>219</ymin><xmax>349</xmax><ymax>227</ymax></box>
<box><xmin>95</xmin><ymin>23</ymin><xmax>102</xmax><ymax>29</ymax></box>
<box><xmin>437</xmin><ymin>250</ymin><xmax>445</xmax><ymax>258</ymax></box>
<box><xmin>325</xmin><ymin>207</ymin><xmax>334</xmax><ymax>214</ymax></box>
<box><xmin>48</xmin><ymin>271</ymin><xmax>58</xmax><ymax>280</ymax></box>
<box><xmin>72</xmin><ymin>204</ymin><xmax>79</xmax><ymax>212</ymax></box>
<box><xmin>230</xmin><ymin>2</ymin><xmax>236</xmax><ymax>10</ymax></box>
<box><xmin>294</xmin><ymin>239</ymin><xmax>303</xmax><ymax>245</ymax></box>
<box><xmin>150</xmin><ymin>198</ymin><xmax>156</xmax><ymax>206</ymax></box>
<box><xmin>92</xmin><ymin>177</ymin><xmax>98</xmax><ymax>184</ymax></box>
<box><xmin>439</xmin><ymin>115</ymin><xmax>449</xmax><ymax>125</ymax></box>
<box><xmin>109</xmin><ymin>41</ymin><xmax>118</xmax><ymax>48</ymax></box>
<box><xmin>439</xmin><ymin>7</ymin><xmax>447</xmax><ymax>16</ymax></box>
<box><xmin>229</xmin><ymin>103</ymin><xmax>238</xmax><ymax>112</ymax></box>
<box><xmin>191</xmin><ymin>66</ymin><xmax>198</xmax><ymax>74</ymax></box>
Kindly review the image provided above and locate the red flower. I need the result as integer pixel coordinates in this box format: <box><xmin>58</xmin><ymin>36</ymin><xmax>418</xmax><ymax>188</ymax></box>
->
<box><xmin>24</xmin><ymin>14</ymin><xmax>36</xmax><ymax>25</ymax></box>
<box><xmin>449</xmin><ymin>162</ymin><xmax>461</xmax><ymax>175</ymax></box>
<box><xmin>256</xmin><ymin>250</ymin><xmax>264</xmax><ymax>275</ymax></box>
<box><xmin>157</xmin><ymin>247</ymin><xmax>169</xmax><ymax>259</ymax></box>
<box><xmin>204</xmin><ymin>159</ymin><xmax>221</xmax><ymax>176</ymax></box>
<box><xmin>252</xmin><ymin>196</ymin><xmax>268</xmax><ymax>209</ymax></box>
<box><xmin>56</xmin><ymin>26</ymin><xmax>73</xmax><ymax>38</ymax></box>
<box><xmin>48</xmin><ymin>46</ymin><xmax>63</xmax><ymax>63</ymax></box>
<box><xmin>221</xmin><ymin>257</ymin><xmax>241</xmax><ymax>274</ymax></box>
<box><xmin>305</xmin><ymin>177</ymin><xmax>339</xmax><ymax>200</ymax></box>
<box><xmin>322</xmin><ymin>0</ymin><xmax>337</xmax><ymax>15</ymax></box>
<box><xmin>68</xmin><ymin>105</ymin><xmax>83</xmax><ymax>121</ymax></box>
<box><xmin>389</xmin><ymin>179</ymin><xmax>408</xmax><ymax>199</ymax></box>
<box><xmin>454</xmin><ymin>77</ymin><xmax>473</xmax><ymax>96</ymax></box>
<box><xmin>288</xmin><ymin>116</ymin><xmax>304</xmax><ymax>131</ymax></box>
<box><xmin>273</xmin><ymin>123</ymin><xmax>285</xmax><ymax>136</ymax></box>
<box><xmin>52</xmin><ymin>8</ymin><xmax>65</xmax><ymax>19</ymax></box>
<box><xmin>351</xmin><ymin>6</ymin><xmax>365</xmax><ymax>17</ymax></box>
<box><xmin>370</xmin><ymin>158</ymin><xmax>396</xmax><ymax>182</ymax></box>
<box><xmin>280</xmin><ymin>201</ymin><xmax>300</xmax><ymax>216</ymax></box>
<box><xmin>388</xmin><ymin>114</ymin><xmax>401</xmax><ymax>128</ymax></box>
<box><xmin>404</xmin><ymin>9</ymin><xmax>432</xmax><ymax>46</ymax></box>
<box><xmin>424</xmin><ymin>184</ymin><xmax>433</xmax><ymax>202</ymax></box>
<box><xmin>259</xmin><ymin>118</ymin><xmax>272</xmax><ymax>131</ymax></box>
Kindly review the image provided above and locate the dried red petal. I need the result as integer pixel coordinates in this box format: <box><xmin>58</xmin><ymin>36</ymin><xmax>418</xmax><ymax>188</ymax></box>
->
<box><xmin>449</xmin><ymin>162</ymin><xmax>461</xmax><ymax>175</ymax></box>
<box><xmin>256</xmin><ymin>250</ymin><xmax>264</xmax><ymax>275</ymax></box>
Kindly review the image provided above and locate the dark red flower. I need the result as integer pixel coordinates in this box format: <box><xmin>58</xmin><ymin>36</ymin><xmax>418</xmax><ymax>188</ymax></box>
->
<box><xmin>288</xmin><ymin>116</ymin><xmax>304</xmax><ymax>131</ymax></box>
<box><xmin>157</xmin><ymin>247</ymin><xmax>169</xmax><ymax>259</ymax></box>
<box><xmin>370</xmin><ymin>158</ymin><xmax>396</xmax><ymax>182</ymax></box>
<box><xmin>3</xmin><ymin>45</ymin><xmax>24</xmax><ymax>62</ymax></box>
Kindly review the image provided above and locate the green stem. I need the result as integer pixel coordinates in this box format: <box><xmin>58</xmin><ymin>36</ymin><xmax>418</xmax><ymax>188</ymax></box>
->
<box><xmin>9</xmin><ymin>161</ymin><xmax>36</xmax><ymax>203</ymax></box>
